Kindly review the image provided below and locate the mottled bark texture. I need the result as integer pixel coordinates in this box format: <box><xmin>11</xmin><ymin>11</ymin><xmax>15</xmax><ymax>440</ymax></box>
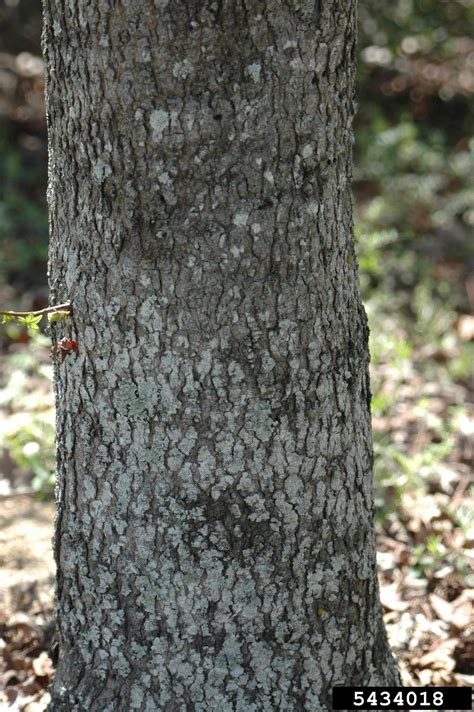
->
<box><xmin>43</xmin><ymin>1</ymin><xmax>400</xmax><ymax>709</ymax></box>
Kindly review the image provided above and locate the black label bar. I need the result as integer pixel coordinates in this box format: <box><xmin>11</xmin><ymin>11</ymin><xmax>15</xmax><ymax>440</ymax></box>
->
<box><xmin>332</xmin><ymin>686</ymin><xmax>472</xmax><ymax>710</ymax></box>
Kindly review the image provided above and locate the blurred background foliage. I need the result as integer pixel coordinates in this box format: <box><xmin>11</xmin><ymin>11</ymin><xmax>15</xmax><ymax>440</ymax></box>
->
<box><xmin>0</xmin><ymin>0</ymin><xmax>473</xmax><ymax>690</ymax></box>
<box><xmin>356</xmin><ymin>0</ymin><xmax>474</xmax><ymax>540</ymax></box>
<box><xmin>0</xmin><ymin>0</ymin><xmax>473</xmax><ymax>576</ymax></box>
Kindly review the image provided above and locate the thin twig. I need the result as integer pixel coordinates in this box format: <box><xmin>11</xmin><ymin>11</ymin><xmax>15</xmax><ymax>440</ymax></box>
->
<box><xmin>0</xmin><ymin>303</ymin><xmax>72</xmax><ymax>318</ymax></box>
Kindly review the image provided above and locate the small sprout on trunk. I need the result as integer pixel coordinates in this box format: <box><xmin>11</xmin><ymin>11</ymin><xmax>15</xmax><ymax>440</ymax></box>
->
<box><xmin>50</xmin><ymin>338</ymin><xmax>79</xmax><ymax>364</ymax></box>
<box><xmin>47</xmin><ymin>310</ymin><xmax>71</xmax><ymax>323</ymax></box>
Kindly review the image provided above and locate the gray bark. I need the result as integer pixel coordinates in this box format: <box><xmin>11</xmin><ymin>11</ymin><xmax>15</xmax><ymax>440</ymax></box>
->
<box><xmin>43</xmin><ymin>1</ymin><xmax>400</xmax><ymax>710</ymax></box>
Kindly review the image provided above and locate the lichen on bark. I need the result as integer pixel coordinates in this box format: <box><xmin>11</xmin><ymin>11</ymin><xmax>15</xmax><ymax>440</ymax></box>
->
<box><xmin>43</xmin><ymin>1</ymin><xmax>400</xmax><ymax>709</ymax></box>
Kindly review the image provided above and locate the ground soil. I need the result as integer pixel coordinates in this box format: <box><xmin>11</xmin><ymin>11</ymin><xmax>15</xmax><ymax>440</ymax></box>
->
<box><xmin>0</xmin><ymin>495</ymin><xmax>55</xmax><ymax>619</ymax></box>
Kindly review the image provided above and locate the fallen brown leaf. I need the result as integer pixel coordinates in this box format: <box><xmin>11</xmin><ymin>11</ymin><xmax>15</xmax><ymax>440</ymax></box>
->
<box><xmin>380</xmin><ymin>582</ymin><xmax>410</xmax><ymax>612</ymax></box>
<box><xmin>454</xmin><ymin>634</ymin><xmax>474</xmax><ymax>675</ymax></box>
<box><xmin>32</xmin><ymin>651</ymin><xmax>54</xmax><ymax>679</ymax></box>
<box><xmin>430</xmin><ymin>591</ymin><xmax>474</xmax><ymax>631</ymax></box>
<box><xmin>413</xmin><ymin>637</ymin><xmax>458</xmax><ymax>671</ymax></box>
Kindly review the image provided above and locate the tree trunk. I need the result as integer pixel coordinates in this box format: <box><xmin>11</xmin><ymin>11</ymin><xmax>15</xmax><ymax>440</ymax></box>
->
<box><xmin>43</xmin><ymin>1</ymin><xmax>400</xmax><ymax>709</ymax></box>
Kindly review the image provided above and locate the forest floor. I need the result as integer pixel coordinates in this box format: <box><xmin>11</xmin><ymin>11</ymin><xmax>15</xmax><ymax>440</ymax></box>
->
<box><xmin>0</xmin><ymin>496</ymin><xmax>55</xmax><ymax>710</ymax></box>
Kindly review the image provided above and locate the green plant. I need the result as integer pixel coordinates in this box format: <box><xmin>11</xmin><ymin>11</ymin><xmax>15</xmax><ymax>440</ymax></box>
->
<box><xmin>0</xmin><ymin>332</ymin><xmax>56</xmax><ymax>493</ymax></box>
<box><xmin>0</xmin><ymin>120</ymin><xmax>48</xmax><ymax>286</ymax></box>
<box><xmin>4</xmin><ymin>415</ymin><xmax>56</xmax><ymax>492</ymax></box>
<box><xmin>410</xmin><ymin>535</ymin><xmax>448</xmax><ymax>578</ymax></box>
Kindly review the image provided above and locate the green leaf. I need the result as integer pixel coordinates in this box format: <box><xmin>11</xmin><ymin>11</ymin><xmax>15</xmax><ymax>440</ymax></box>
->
<box><xmin>17</xmin><ymin>314</ymin><xmax>43</xmax><ymax>332</ymax></box>
<box><xmin>2</xmin><ymin>315</ymin><xmax>14</xmax><ymax>323</ymax></box>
